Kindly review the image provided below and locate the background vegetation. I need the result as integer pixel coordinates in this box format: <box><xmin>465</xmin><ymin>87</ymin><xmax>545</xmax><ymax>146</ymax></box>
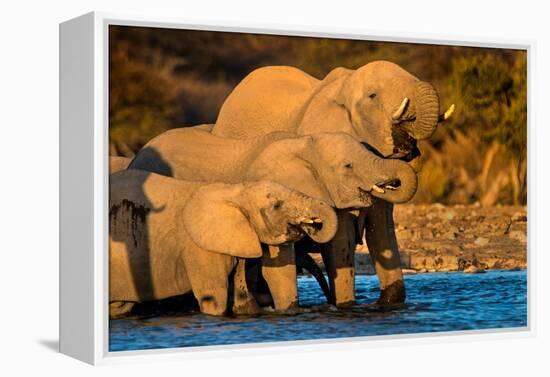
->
<box><xmin>109</xmin><ymin>26</ymin><xmax>527</xmax><ymax>205</ymax></box>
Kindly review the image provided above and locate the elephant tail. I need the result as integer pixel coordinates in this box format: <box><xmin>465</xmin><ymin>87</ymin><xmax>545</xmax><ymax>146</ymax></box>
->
<box><xmin>296</xmin><ymin>252</ymin><xmax>331</xmax><ymax>302</ymax></box>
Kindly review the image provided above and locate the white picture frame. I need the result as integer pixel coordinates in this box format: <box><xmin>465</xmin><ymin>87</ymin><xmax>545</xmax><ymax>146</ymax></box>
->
<box><xmin>59</xmin><ymin>11</ymin><xmax>534</xmax><ymax>365</ymax></box>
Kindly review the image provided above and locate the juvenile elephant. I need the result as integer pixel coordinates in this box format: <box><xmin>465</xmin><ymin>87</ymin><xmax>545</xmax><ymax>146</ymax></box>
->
<box><xmin>128</xmin><ymin>128</ymin><xmax>417</xmax><ymax>309</ymax></box>
<box><xmin>211</xmin><ymin>61</ymin><xmax>454</xmax><ymax>305</ymax></box>
<box><xmin>109</xmin><ymin>170</ymin><xmax>337</xmax><ymax>318</ymax></box>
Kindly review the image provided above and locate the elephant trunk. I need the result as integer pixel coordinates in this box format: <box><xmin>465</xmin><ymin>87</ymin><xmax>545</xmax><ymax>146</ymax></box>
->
<box><xmin>295</xmin><ymin>194</ymin><xmax>338</xmax><ymax>244</ymax></box>
<box><xmin>296</xmin><ymin>252</ymin><xmax>331</xmax><ymax>301</ymax></box>
<box><xmin>410</xmin><ymin>81</ymin><xmax>440</xmax><ymax>140</ymax></box>
<box><xmin>367</xmin><ymin>157</ymin><xmax>418</xmax><ymax>204</ymax></box>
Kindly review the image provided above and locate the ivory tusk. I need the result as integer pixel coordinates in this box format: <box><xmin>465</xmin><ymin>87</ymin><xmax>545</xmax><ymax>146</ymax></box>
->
<box><xmin>371</xmin><ymin>184</ymin><xmax>385</xmax><ymax>194</ymax></box>
<box><xmin>391</xmin><ymin>97</ymin><xmax>410</xmax><ymax>120</ymax></box>
<box><xmin>438</xmin><ymin>104</ymin><xmax>455</xmax><ymax>122</ymax></box>
<box><xmin>299</xmin><ymin>217</ymin><xmax>314</xmax><ymax>224</ymax></box>
<box><xmin>385</xmin><ymin>185</ymin><xmax>398</xmax><ymax>190</ymax></box>
<box><xmin>312</xmin><ymin>218</ymin><xmax>323</xmax><ymax>223</ymax></box>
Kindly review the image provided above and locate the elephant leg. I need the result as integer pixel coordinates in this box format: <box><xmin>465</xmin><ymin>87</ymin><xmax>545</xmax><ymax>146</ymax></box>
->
<box><xmin>185</xmin><ymin>252</ymin><xmax>235</xmax><ymax>316</ymax></box>
<box><xmin>109</xmin><ymin>301</ymin><xmax>135</xmax><ymax>319</ymax></box>
<box><xmin>245</xmin><ymin>259</ymin><xmax>274</xmax><ymax>307</ymax></box>
<box><xmin>261</xmin><ymin>244</ymin><xmax>298</xmax><ymax>311</ymax></box>
<box><xmin>364</xmin><ymin>199</ymin><xmax>405</xmax><ymax>305</ymax></box>
<box><xmin>321</xmin><ymin>210</ymin><xmax>356</xmax><ymax>307</ymax></box>
<box><xmin>231</xmin><ymin>258</ymin><xmax>261</xmax><ymax>315</ymax></box>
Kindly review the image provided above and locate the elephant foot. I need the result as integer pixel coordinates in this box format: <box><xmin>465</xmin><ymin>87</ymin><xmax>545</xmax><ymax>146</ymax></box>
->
<box><xmin>335</xmin><ymin>300</ymin><xmax>356</xmax><ymax>308</ymax></box>
<box><xmin>198</xmin><ymin>293</ymin><xmax>227</xmax><ymax>316</ymax></box>
<box><xmin>376</xmin><ymin>280</ymin><xmax>405</xmax><ymax>306</ymax></box>
<box><xmin>109</xmin><ymin>301</ymin><xmax>135</xmax><ymax>319</ymax></box>
<box><xmin>270</xmin><ymin>301</ymin><xmax>302</xmax><ymax>315</ymax></box>
<box><xmin>232</xmin><ymin>298</ymin><xmax>261</xmax><ymax>316</ymax></box>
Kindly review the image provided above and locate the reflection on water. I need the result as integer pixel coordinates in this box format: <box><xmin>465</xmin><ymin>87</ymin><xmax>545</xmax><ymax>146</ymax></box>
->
<box><xmin>109</xmin><ymin>270</ymin><xmax>527</xmax><ymax>351</ymax></box>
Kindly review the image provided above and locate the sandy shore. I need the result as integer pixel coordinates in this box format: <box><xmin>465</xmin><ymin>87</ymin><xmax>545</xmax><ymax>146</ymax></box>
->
<box><xmin>313</xmin><ymin>204</ymin><xmax>527</xmax><ymax>274</ymax></box>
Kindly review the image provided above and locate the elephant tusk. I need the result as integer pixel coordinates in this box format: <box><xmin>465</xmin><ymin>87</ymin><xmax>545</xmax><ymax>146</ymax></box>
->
<box><xmin>438</xmin><ymin>104</ymin><xmax>455</xmax><ymax>122</ymax></box>
<box><xmin>312</xmin><ymin>218</ymin><xmax>323</xmax><ymax>223</ymax></box>
<box><xmin>384</xmin><ymin>185</ymin><xmax>398</xmax><ymax>190</ymax></box>
<box><xmin>391</xmin><ymin>97</ymin><xmax>410</xmax><ymax>120</ymax></box>
<box><xmin>371</xmin><ymin>184</ymin><xmax>385</xmax><ymax>194</ymax></box>
<box><xmin>299</xmin><ymin>217</ymin><xmax>314</xmax><ymax>224</ymax></box>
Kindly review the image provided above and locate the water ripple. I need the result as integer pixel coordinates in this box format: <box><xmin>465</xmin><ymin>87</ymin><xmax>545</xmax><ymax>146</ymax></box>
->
<box><xmin>109</xmin><ymin>270</ymin><xmax>527</xmax><ymax>351</ymax></box>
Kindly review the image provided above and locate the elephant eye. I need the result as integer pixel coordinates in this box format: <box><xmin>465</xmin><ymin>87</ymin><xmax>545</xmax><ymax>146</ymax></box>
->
<box><xmin>368</xmin><ymin>93</ymin><xmax>377</xmax><ymax>99</ymax></box>
<box><xmin>273</xmin><ymin>200</ymin><xmax>283</xmax><ymax>210</ymax></box>
<box><xmin>344</xmin><ymin>162</ymin><xmax>353</xmax><ymax>169</ymax></box>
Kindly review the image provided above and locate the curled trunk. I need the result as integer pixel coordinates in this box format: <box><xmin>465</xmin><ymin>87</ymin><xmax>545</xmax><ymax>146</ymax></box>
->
<box><xmin>410</xmin><ymin>81</ymin><xmax>440</xmax><ymax>140</ymax></box>
<box><xmin>368</xmin><ymin>158</ymin><xmax>418</xmax><ymax>204</ymax></box>
<box><xmin>297</xmin><ymin>195</ymin><xmax>338</xmax><ymax>244</ymax></box>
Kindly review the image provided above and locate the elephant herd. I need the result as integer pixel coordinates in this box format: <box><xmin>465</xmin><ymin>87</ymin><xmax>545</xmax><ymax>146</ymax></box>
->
<box><xmin>109</xmin><ymin>60</ymin><xmax>454</xmax><ymax>318</ymax></box>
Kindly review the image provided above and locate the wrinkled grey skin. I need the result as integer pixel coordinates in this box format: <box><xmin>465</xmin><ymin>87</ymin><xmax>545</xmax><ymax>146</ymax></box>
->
<box><xmin>109</xmin><ymin>170</ymin><xmax>337</xmax><ymax>318</ymax></box>
<box><xmin>128</xmin><ymin>128</ymin><xmax>417</xmax><ymax>310</ymax></box>
<box><xmin>211</xmin><ymin>61</ymin><xmax>449</xmax><ymax>306</ymax></box>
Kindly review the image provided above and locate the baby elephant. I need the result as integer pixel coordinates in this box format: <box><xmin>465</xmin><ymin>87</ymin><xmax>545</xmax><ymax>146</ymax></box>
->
<box><xmin>109</xmin><ymin>170</ymin><xmax>337</xmax><ymax>318</ymax></box>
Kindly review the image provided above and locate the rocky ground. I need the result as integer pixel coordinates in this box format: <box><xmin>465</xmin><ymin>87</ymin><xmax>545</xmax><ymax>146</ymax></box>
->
<box><xmin>313</xmin><ymin>204</ymin><xmax>527</xmax><ymax>275</ymax></box>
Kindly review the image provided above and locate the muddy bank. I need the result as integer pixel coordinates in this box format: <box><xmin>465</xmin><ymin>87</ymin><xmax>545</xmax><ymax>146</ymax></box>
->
<box><xmin>311</xmin><ymin>204</ymin><xmax>527</xmax><ymax>275</ymax></box>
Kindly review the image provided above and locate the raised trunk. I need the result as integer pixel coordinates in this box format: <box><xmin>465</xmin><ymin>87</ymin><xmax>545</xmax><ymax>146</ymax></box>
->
<box><xmin>410</xmin><ymin>81</ymin><xmax>440</xmax><ymax>140</ymax></box>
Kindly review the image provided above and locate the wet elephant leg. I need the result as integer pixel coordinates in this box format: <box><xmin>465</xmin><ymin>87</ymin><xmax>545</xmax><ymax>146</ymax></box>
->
<box><xmin>231</xmin><ymin>258</ymin><xmax>261</xmax><ymax>315</ymax></box>
<box><xmin>364</xmin><ymin>199</ymin><xmax>405</xmax><ymax>305</ymax></box>
<box><xmin>321</xmin><ymin>210</ymin><xmax>356</xmax><ymax>307</ymax></box>
<box><xmin>261</xmin><ymin>244</ymin><xmax>298</xmax><ymax>311</ymax></box>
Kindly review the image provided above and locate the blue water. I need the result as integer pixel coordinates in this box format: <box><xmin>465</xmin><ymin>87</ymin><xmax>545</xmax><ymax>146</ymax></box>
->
<box><xmin>109</xmin><ymin>270</ymin><xmax>527</xmax><ymax>351</ymax></box>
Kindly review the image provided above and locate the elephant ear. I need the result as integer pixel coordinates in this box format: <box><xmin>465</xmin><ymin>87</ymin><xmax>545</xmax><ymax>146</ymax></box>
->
<box><xmin>334</xmin><ymin>70</ymin><xmax>356</xmax><ymax>108</ymax></box>
<box><xmin>182</xmin><ymin>185</ymin><xmax>263</xmax><ymax>258</ymax></box>
<box><xmin>325</xmin><ymin>67</ymin><xmax>353</xmax><ymax>86</ymax></box>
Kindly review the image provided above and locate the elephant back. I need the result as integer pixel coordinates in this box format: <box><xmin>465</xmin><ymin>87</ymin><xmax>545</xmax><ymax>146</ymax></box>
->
<box><xmin>213</xmin><ymin>66</ymin><xmax>319</xmax><ymax>138</ymax></box>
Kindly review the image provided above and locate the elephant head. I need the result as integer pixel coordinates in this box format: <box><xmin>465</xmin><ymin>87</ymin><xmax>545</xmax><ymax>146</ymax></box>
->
<box><xmin>246</xmin><ymin>133</ymin><xmax>418</xmax><ymax>210</ymax></box>
<box><xmin>330</xmin><ymin>61</ymin><xmax>454</xmax><ymax>159</ymax></box>
<box><xmin>182</xmin><ymin>181</ymin><xmax>338</xmax><ymax>258</ymax></box>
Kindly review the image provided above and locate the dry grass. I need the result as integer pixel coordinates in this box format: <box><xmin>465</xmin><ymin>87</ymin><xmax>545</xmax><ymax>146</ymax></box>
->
<box><xmin>413</xmin><ymin>128</ymin><xmax>526</xmax><ymax>206</ymax></box>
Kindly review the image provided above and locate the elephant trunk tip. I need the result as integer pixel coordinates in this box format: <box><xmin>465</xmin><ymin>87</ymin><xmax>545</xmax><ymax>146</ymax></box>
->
<box><xmin>370</xmin><ymin>160</ymin><xmax>418</xmax><ymax>204</ymax></box>
<box><xmin>301</xmin><ymin>203</ymin><xmax>338</xmax><ymax>243</ymax></box>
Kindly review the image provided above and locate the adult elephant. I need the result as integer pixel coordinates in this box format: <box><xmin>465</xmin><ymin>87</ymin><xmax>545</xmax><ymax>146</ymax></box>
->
<box><xmin>212</xmin><ymin>61</ymin><xmax>454</xmax><ymax>306</ymax></box>
<box><xmin>129</xmin><ymin>128</ymin><xmax>417</xmax><ymax>310</ymax></box>
<box><xmin>109</xmin><ymin>171</ymin><xmax>338</xmax><ymax>317</ymax></box>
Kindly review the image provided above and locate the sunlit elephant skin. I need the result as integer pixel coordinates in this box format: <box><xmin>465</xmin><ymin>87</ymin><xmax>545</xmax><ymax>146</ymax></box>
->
<box><xmin>109</xmin><ymin>170</ymin><xmax>337</xmax><ymax>318</ymax></box>
<box><xmin>109</xmin><ymin>156</ymin><xmax>131</xmax><ymax>174</ymax></box>
<box><xmin>128</xmin><ymin>128</ymin><xmax>417</xmax><ymax>309</ymax></box>
<box><xmin>211</xmin><ymin>61</ymin><xmax>453</xmax><ymax>305</ymax></box>
<box><xmin>213</xmin><ymin>62</ymin><xmax>453</xmax><ymax>158</ymax></box>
